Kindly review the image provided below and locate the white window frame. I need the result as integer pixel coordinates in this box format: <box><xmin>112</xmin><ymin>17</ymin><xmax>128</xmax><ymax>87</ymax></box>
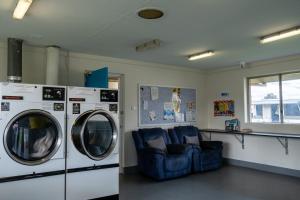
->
<box><xmin>247</xmin><ymin>71</ymin><xmax>300</xmax><ymax>124</ymax></box>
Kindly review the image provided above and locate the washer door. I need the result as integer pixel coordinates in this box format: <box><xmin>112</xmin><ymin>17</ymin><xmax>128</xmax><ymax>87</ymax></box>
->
<box><xmin>72</xmin><ymin>109</ymin><xmax>118</xmax><ymax>161</ymax></box>
<box><xmin>4</xmin><ymin>110</ymin><xmax>63</xmax><ymax>166</ymax></box>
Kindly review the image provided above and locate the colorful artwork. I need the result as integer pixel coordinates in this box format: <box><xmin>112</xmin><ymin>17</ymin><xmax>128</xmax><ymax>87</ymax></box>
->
<box><xmin>163</xmin><ymin>102</ymin><xmax>174</xmax><ymax>120</ymax></box>
<box><xmin>172</xmin><ymin>88</ymin><xmax>181</xmax><ymax>113</ymax></box>
<box><xmin>214</xmin><ymin>100</ymin><xmax>235</xmax><ymax>117</ymax></box>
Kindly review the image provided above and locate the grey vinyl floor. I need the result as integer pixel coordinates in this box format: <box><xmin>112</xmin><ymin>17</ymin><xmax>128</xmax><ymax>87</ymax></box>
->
<box><xmin>120</xmin><ymin>166</ymin><xmax>300</xmax><ymax>200</ymax></box>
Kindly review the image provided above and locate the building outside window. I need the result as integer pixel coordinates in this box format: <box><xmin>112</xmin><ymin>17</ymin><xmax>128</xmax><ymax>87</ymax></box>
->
<box><xmin>248</xmin><ymin>72</ymin><xmax>300</xmax><ymax>124</ymax></box>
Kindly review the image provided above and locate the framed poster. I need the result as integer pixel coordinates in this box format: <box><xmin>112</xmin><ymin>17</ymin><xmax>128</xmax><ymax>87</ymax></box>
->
<box><xmin>214</xmin><ymin>100</ymin><xmax>235</xmax><ymax>117</ymax></box>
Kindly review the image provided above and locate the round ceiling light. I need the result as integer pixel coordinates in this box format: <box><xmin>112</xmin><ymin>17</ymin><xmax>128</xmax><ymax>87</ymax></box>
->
<box><xmin>138</xmin><ymin>8</ymin><xmax>164</xmax><ymax>19</ymax></box>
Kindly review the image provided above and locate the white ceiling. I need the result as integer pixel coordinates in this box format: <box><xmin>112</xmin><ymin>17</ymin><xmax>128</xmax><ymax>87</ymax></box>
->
<box><xmin>1</xmin><ymin>0</ymin><xmax>300</xmax><ymax>69</ymax></box>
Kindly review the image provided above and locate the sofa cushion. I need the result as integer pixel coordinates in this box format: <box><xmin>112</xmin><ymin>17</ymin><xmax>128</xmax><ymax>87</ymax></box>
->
<box><xmin>184</xmin><ymin>135</ymin><xmax>199</xmax><ymax>145</ymax></box>
<box><xmin>146</xmin><ymin>136</ymin><xmax>167</xmax><ymax>152</ymax></box>
<box><xmin>139</xmin><ymin>128</ymin><xmax>171</xmax><ymax>146</ymax></box>
<box><xmin>174</xmin><ymin>126</ymin><xmax>201</xmax><ymax>144</ymax></box>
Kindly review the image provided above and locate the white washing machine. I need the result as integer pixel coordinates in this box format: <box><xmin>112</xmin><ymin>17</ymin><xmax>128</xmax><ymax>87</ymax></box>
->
<box><xmin>66</xmin><ymin>86</ymin><xmax>119</xmax><ymax>200</ymax></box>
<box><xmin>0</xmin><ymin>82</ymin><xmax>66</xmax><ymax>200</ymax></box>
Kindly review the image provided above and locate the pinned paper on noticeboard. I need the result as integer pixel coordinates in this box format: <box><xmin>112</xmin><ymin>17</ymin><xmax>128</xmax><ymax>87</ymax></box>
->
<box><xmin>214</xmin><ymin>100</ymin><xmax>235</xmax><ymax>117</ymax></box>
<box><xmin>149</xmin><ymin>111</ymin><xmax>157</xmax><ymax>121</ymax></box>
<box><xmin>175</xmin><ymin>112</ymin><xmax>185</xmax><ymax>123</ymax></box>
<box><xmin>150</xmin><ymin>87</ymin><xmax>159</xmax><ymax>100</ymax></box>
<box><xmin>186</xmin><ymin>111</ymin><xmax>196</xmax><ymax>122</ymax></box>
<box><xmin>143</xmin><ymin>100</ymin><xmax>148</xmax><ymax>110</ymax></box>
<box><xmin>163</xmin><ymin>102</ymin><xmax>174</xmax><ymax>120</ymax></box>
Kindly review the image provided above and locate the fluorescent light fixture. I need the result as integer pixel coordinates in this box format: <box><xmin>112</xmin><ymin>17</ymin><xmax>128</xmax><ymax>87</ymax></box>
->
<box><xmin>136</xmin><ymin>39</ymin><xmax>161</xmax><ymax>52</ymax></box>
<box><xmin>13</xmin><ymin>0</ymin><xmax>33</xmax><ymax>20</ymax></box>
<box><xmin>188</xmin><ymin>51</ymin><xmax>215</xmax><ymax>61</ymax></box>
<box><xmin>261</xmin><ymin>27</ymin><xmax>300</xmax><ymax>44</ymax></box>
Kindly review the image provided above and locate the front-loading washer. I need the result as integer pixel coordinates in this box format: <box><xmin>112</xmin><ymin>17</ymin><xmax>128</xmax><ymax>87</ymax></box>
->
<box><xmin>66</xmin><ymin>86</ymin><xmax>119</xmax><ymax>200</ymax></box>
<box><xmin>0</xmin><ymin>82</ymin><xmax>66</xmax><ymax>200</ymax></box>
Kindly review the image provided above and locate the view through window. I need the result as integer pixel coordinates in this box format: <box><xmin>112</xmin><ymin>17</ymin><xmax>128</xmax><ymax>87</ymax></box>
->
<box><xmin>248</xmin><ymin>72</ymin><xmax>300</xmax><ymax>124</ymax></box>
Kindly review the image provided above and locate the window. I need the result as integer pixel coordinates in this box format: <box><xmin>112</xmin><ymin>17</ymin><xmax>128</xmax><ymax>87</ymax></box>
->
<box><xmin>255</xmin><ymin>105</ymin><xmax>263</xmax><ymax>118</ymax></box>
<box><xmin>109</xmin><ymin>77</ymin><xmax>119</xmax><ymax>89</ymax></box>
<box><xmin>248</xmin><ymin>72</ymin><xmax>300</xmax><ymax>124</ymax></box>
<box><xmin>282</xmin><ymin>72</ymin><xmax>300</xmax><ymax>123</ymax></box>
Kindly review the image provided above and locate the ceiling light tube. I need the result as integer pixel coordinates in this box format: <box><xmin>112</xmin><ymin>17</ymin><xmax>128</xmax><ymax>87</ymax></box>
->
<box><xmin>13</xmin><ymin>0</ymin><xmax>33</xmax><ymax>20</ymax></box>
<box><xmin>188</xmin><ymin>51</ymin><xmax>215</xmax><ymax>61</ymax></box>
<box><xmin>261</xmin><ymin>27</ymin><xmax>300</xmax><ymax>44</ymax></box>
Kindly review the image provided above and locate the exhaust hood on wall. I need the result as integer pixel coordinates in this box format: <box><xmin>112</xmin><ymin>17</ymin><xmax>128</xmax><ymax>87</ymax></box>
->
<box><xmin>7</xmin><ymin>38</ymin><xmax>23</xmax><ymax>83</ymax></box>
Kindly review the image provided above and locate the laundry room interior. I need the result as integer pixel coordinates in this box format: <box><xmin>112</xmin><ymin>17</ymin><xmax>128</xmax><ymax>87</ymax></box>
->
<box><xmin>0</xmin><ymin>1</ymin><xmax>300</xmax><ymax>200</ymax></box>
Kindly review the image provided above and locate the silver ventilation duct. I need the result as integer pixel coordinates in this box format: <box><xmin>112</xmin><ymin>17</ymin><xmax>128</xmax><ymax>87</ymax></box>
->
<box><xmin>7</xmin><ymin>38</ymin><xmax>23</xmax><ymax>82</ymax></box>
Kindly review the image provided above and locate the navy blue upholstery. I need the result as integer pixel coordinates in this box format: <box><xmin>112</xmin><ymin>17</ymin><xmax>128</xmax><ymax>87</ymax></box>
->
<box><xmin>169</xmin><ymin>126</ymin><xmax>223</xmax><ymax>173</ymax></box>
<box><xmin>132</xmin><ymin>128</ymin><xmax>193</xmax><ymax>180</ymax></box>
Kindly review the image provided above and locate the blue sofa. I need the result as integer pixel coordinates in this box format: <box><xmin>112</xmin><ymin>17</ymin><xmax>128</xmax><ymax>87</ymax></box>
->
<box><xmin>132</xmin><ymin>128</ymin><xmax>193</xmax><ymax>180</ymax></box>
<box><xmin>169</xmin><ymin>126</ymin><xmax>223</xmax><ymax>172</ymax></box>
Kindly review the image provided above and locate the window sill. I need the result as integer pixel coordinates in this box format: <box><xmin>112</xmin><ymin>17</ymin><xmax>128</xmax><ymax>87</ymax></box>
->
<box><xmin>245</xmin><ymin>122</ymin><xmax>300</xmax><ymax>126</ymax></box>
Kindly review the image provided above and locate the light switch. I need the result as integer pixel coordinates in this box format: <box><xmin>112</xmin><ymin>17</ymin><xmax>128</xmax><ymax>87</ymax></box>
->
<box><xmin>131</xmin><ymin>106</ymin><xmax>136</xmax><ymax>111</ymax></box>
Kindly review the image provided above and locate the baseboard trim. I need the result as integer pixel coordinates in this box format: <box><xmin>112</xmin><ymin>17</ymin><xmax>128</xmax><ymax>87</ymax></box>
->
<box><xmin>224</xmin><ymin>158</ymin><xmax>300</xmax><ymax>178</ymax></box>
<box><xmin>124</xmin><ymin>160</ymin><xmax>300</xmax><ymax>178</ymax></box>
<box><xmin>123</xmin><ymin>166</ymin><xmax>139</xmax><ymax>174</ymax></box>
<box><xmin>90</xmin><ymin>194</ymin><xmax>119</xmax><ymax>200</ymax></box>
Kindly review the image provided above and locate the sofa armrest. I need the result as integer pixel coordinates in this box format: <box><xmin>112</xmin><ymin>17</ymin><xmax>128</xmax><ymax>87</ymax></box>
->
<box><xmin>132</xmin><ymin>131</ymin><xmax>144</xmax><ymax>150</ymax></box>
<box><xmin>200</xmin><ymin>141</ymin><xmax>223</xmax><ymax>150</ymax></box>
<box><xmin>166</xmin><ymin>144</ymin><xmax>192</xmax><ymax>154</ymax></box>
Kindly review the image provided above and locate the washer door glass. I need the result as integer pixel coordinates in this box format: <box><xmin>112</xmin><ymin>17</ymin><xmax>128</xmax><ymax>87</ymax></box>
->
<box><xmin>5</xmin><ymin>110</ymin><xmax>62</xmax><ymax>165</ymax></box>
<box><xmin>83</xmin><ymin>114</ymin><xmax>115</xmax><ymax>158</ymax></box>
<box><xmin>72</xmin><ymin>110</ymin><xmax>117</xmax><ymax>160</ymax></box>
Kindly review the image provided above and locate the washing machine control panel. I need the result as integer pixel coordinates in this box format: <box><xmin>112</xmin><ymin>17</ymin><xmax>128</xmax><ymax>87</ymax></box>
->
<box><xmin>43</xmin><ymin>87</ymin><xmax>65</xmax><ymax>101</ymax></box>
<box><xmin>100</xmin><ymin>90</ymin><xmax>118</xmax><ymax>102</ymax></box>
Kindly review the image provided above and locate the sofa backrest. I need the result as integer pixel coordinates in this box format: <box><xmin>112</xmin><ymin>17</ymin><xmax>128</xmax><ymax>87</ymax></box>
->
<box><xmin>169</xmin><ymin>126</ymin><xmax>202</xmax><ymax>144</ymax></box>
<box><xmin>132</xmin><ymin>128</ymin><xmax>171</xmax><ymax>150</ymax></box>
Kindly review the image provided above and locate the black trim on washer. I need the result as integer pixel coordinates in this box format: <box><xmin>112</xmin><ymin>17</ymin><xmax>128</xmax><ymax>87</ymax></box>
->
<box><xmin>89</xmin><ymin>194</ymin><xmax>119</xmax><ymax>200</ymax></box>
<box><xmin>67</xmin><ymin>164</ymin><xmax>119</xmax><ymax>174</ymax></box>
<box><xmin>0</xmin><ymin>170</ymin><xmax>65</xmax><ymax>183</ymax></box>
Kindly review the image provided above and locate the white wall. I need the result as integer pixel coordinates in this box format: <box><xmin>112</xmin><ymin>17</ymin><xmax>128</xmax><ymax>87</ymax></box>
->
<box><xmin>0</xmin><ymin>42</ymin><xmax>207</xmax><ymax>168</ymax></box>
<box><xmin>1</xmin><ymin>40</ymin><xmax>299</xmax><ymax>171</ymax></box>
<box><xmin>66</xmin><ymin>52</ymin><xmax>207</xmax><ymax>168</ymax></box>
<box><xmin>205</xmin><ymin>55</ymin><xmax>300</xmax><ymax>170</ymax></box>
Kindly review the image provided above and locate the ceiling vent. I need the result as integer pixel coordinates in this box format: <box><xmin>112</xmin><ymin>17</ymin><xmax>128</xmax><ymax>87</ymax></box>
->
<box><xmin>138</xmin><ymin>9</ymin><xmax>164</xmax><ymax>19</ymax></box>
